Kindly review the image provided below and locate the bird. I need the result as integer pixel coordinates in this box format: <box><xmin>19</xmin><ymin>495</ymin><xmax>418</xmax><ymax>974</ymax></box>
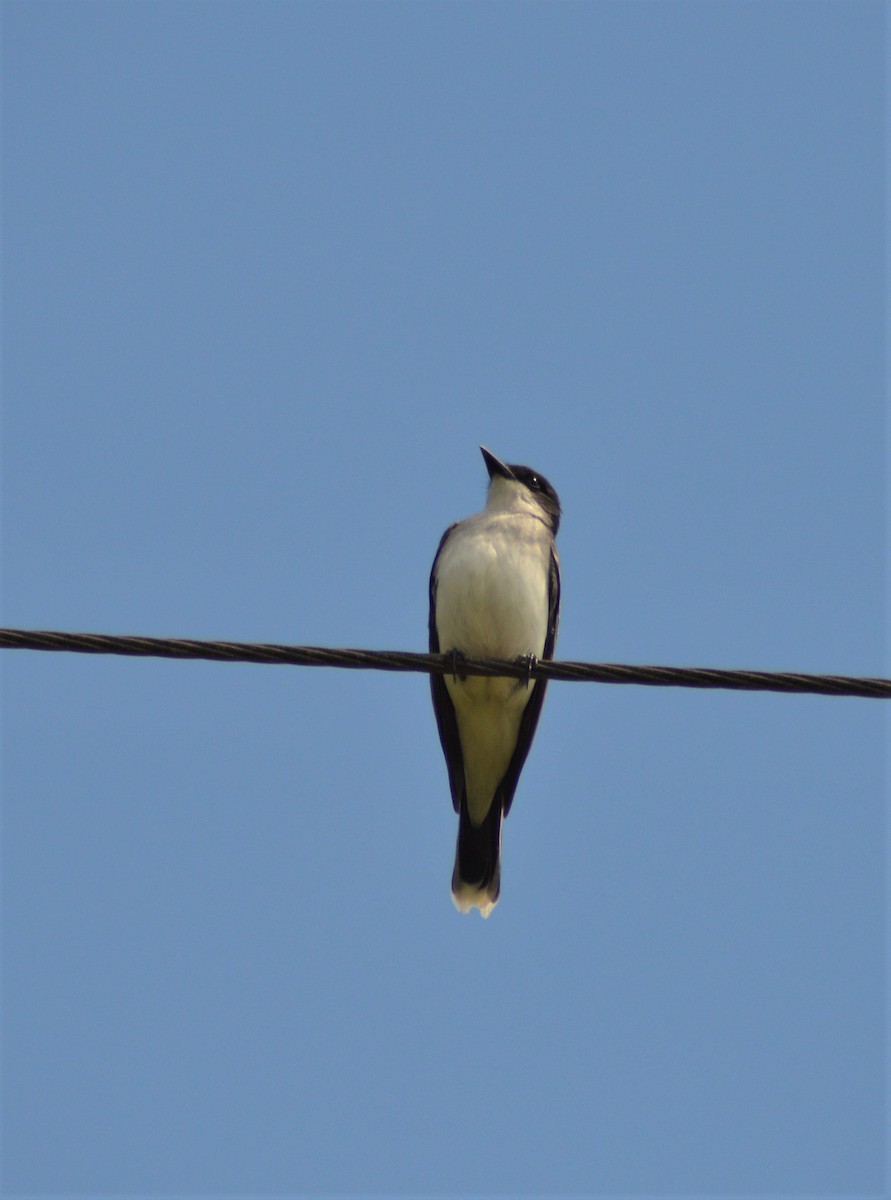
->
<box><xmin>428</xmin><ymin>446</ymin><xmax>561</xmax><ymax>917</ymax></box>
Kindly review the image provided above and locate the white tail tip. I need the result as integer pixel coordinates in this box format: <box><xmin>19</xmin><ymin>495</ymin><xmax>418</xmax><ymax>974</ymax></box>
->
<box><xmin>451</xmin><ymin>881</ymin><xmax>498</xmax><ymax>918</ymax></box>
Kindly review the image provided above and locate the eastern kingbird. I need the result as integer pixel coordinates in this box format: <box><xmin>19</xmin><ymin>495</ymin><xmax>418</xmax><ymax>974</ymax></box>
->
<box><xmin>429</xmin><ymin>446</ymin><xmax>561</xmax><ymax>917</ymax></box>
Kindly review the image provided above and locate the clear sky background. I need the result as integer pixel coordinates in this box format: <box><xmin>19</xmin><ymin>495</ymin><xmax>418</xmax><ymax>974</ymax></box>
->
<box><xmin>1</xmin><ymin>2</ymin><xmax>886</xmax><ymax>1196</ymax></box>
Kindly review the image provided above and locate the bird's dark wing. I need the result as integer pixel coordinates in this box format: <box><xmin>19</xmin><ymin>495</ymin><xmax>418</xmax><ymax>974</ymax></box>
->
<box><xmin>428</xmin><ymin>524</ymin><xmax>465</xmax><ymax>813</ymax></box>
<box><xmin>498</xmin><ymin>544</ymin><xmax>561</xmax><ymax>818</ymax></box>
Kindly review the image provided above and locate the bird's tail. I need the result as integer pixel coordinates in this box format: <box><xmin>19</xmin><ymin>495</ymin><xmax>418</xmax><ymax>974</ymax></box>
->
<box><xmin>451</xmin><ymin>802</ymin><xmax>502</xmax><ymax>918</ymax></box>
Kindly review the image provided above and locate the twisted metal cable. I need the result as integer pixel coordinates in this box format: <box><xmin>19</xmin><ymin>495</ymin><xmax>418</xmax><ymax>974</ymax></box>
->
<box><xmin>0</xmin><ymin>627</ymin><xmax>888</xmax><ymax>698</ymax></box>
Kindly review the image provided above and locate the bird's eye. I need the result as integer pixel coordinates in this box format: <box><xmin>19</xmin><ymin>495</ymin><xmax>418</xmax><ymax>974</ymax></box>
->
<box><xmin>528</xmin><ymin>476</ymin><xmax>541</xmax><ymax>491</ymax></box>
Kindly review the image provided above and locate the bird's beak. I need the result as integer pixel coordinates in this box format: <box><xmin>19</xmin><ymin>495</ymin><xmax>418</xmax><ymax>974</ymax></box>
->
<box><xmin>480</xmin><ymin>446</ymin><xmax>515</xmax><ymax>481</ymax></box>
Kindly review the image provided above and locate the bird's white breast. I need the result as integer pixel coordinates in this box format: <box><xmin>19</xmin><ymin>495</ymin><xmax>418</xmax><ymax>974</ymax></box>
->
<box><xmin>434</xmin><ymin>511</ymin><xmax>551</xmax><ymax>666</ymax></box>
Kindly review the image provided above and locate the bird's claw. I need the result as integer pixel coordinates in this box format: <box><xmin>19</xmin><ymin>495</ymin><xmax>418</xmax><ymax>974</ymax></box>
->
<box><xmin>515</xmin><ymin>653</ymin><xmax>537</xmax><ymax>689</ymax></box>
<box><xmin>449</xmin><ymin>648</ymin><xmax>468</xmax><ymax>683</ymax></box>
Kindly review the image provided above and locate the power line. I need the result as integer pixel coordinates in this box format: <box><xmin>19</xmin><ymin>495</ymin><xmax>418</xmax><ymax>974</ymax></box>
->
<box><xmin>0</xmin><ymin>627</ymin><xmax>888</xmax><ymax>699</ymax></box>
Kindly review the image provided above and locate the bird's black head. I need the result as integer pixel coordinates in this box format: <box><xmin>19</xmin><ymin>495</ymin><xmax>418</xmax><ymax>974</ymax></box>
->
<box><xmin>480</xmin><ymin>446</ymin><xmax>561</xmax><ymax>535</ymax></box>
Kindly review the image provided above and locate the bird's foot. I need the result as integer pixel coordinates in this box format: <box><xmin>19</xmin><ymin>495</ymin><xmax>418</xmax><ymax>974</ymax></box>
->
<box><xmin>515</xmin><ymin>653</ymin><xmax>537</xmax><ymax>689</ymax></box>
<box><xmin>448</xmin><ymin>648</ymin><xmax>468</xmax><ymax>682</ymax></box>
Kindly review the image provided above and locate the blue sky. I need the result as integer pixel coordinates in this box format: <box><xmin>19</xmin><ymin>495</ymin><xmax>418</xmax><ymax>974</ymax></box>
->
<box><xmin>1</xmin><ymin>1</ymin><xmax>886</xmax><ymax>1195</ymax></box>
